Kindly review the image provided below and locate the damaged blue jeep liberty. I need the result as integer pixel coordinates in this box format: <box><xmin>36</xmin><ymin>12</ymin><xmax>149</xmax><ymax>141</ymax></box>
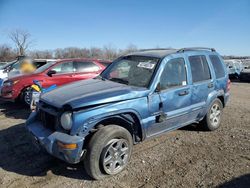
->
<box><xmin>26</xmin><ymin>48</ymin><xmax>230</xmax><ymax>179</ymax></box>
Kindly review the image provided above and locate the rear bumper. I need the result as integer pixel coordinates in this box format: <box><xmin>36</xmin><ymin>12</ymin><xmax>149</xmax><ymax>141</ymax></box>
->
<box><xmin>26</xmin><ymin>112</ymin><xmax>85</xmax><ymax>164</ymax></box>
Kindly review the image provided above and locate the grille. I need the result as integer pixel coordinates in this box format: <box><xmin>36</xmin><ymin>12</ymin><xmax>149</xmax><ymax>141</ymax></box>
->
<box><xmin>38</xmin><ymin>110</ymin><xmax>58</xmax><ymax>131</ymax></box>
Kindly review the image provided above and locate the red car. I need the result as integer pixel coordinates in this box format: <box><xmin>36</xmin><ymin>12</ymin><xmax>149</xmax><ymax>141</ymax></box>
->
<box><xmin>1</xmin><ymin>58</ymin><xmax>110</xmax><ymax>104</ymax></box>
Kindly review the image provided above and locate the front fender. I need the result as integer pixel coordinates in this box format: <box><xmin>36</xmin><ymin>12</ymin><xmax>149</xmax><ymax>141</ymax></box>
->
<box><xmin>71</xmin><ymin>108</ymin><xmax>145</xmax><ymax>139</ymax></box>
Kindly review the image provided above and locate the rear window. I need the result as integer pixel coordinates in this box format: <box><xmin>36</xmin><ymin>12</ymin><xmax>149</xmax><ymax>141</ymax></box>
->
<box><xmin>189</xmin><ymin>55</ymin><xmax>211</xmax><ymax>83</ymax></box>
<box><xmin>75</xmin><ymin>62</ymin><xmax>100</xmax><ymax>72</ymax></box>
<box><xmin>209</xmin><ymin>55</ymin><xmax>226</xmax><ymax>78</ymax></box>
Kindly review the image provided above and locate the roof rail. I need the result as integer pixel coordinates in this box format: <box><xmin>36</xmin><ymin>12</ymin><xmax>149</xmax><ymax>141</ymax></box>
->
<box><xmin>177</xmin><ymin>47</ymin><xmax>216</xmax><ymax>53</ymax></box>
<box><xmin>139</xmin><ymin>48</ymin><xmax>175</xmax><ymax>52</ymax></box>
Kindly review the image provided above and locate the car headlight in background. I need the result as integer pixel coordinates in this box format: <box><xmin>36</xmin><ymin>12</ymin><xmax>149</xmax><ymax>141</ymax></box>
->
<box><xmin>3</xmin><ymin>80</ymin><xmax>13</xmax><ymax>87</ymax></box>
<box><xmin>3</xmin><ymin>80</ymin><xmax>19</xmax><ymax>87</ymax></box>
<box><xmin>60</xmin><ymin>112</ymin><xmax>73</xmax><ymax>130</ymax></box>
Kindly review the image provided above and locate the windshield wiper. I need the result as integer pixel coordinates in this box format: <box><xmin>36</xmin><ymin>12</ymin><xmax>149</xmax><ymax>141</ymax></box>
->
<box><xmin>109</xmin><ymin>77</ymin><xmax>129</xmax><ymax>85</ymax></box>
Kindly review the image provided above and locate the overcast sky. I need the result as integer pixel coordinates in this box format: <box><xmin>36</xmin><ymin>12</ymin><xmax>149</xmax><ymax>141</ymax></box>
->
<box><xmin>0</xmin><ymin>0</ymin><xmax>249</xmax><ymax>56</ymax></box>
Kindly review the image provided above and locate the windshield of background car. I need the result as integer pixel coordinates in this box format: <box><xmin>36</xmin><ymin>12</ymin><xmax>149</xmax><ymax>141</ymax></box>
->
<box><xmin>101</xmin><ymin>56</ymin><xmax>159</xmax><ymax>88</ymax></box>
<box><xmin>34</xmin><ymin>61</ymin><xmax>57</xmax><ymax>73</ymax></box>
<box><xmin>1</xmin><ymin>60</ymin><xmax>17</xmax><ymax>70</ymax></box>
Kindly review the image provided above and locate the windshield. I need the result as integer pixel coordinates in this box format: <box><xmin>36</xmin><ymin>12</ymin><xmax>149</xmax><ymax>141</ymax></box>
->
<box><xmin>34</xmin><ymin>61</ymin><xmax>57</xmax><ymax>73</ymax></box>
<box><xmin>101</xmin><ymin>56</ymin><xmax>159</xmax><ymax>88</ymax></box>
<box><xmin>1</xmin><ymin>60</ymin><xmax>17</xmax><ymax>70</ymax></box>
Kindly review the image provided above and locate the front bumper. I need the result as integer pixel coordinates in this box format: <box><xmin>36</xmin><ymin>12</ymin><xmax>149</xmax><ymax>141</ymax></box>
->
<box><xmin>0</xmin><ymin>86</ymin><xmax>16</xmax><ymax>101</ymax></box>
<box><xmin>26</xmin><ymin>112</ymin><xmax>85</xmax><ymax>164</ymax></box>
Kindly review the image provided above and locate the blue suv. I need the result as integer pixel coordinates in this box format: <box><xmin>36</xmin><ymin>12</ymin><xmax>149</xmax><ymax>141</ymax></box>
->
<box><xmin>26</xmin><ymin>47</ymin><xmax>230</xmax><ymax>179</ymax></box>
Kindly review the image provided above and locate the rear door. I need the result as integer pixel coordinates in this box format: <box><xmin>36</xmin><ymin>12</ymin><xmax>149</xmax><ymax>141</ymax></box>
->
<box><xmin>43</xmin><ymin>61</ymin><xmax>75</xmax><ymax>87</ymax></box>
<box><xmin>72</xmin><ymin>61</ymin><xmax>101</xmax><ymax>81</ymax></box>
<box><xmin>188</xmin><ymin>55</ymin><xmax>214</xmax><ymax>119</ymax></box>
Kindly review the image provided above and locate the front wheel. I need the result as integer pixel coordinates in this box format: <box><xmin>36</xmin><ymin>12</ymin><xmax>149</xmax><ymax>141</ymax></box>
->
<box><xmin>21</xmin><ymin>87</ymin><xmax>32</xmax><ymax>106</ymax></box>
<box><xmin>84</xmin><ymin>125</ymin><xmax>133</xmax><ymax>180</ymax></box>
<box><xmin>201</xmin><ymin>98</ymin><xmax>223</xmax><ymax>131</ymax></box>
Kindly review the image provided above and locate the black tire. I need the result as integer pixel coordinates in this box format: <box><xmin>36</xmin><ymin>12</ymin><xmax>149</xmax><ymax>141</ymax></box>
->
<box><xmin>20</xmin><ymin>87</ymin><xmax>32</xmax><ymax>106</ymax></box>
<box><xmin>200</xmin><ymin>98</ymin><xmax>223</xmax><ymax>131</ymax></box>
<box><xmin>84</xmin><ymin>125</ymin><xmax>133</xmax><ymax>180</ymax></box>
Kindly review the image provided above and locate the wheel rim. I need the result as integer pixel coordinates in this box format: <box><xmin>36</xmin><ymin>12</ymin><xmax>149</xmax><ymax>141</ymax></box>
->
<box><xmin>209</xmin><ymin>103</ymin><xmax>221</xmax><ymax>127</ymax></box>
<box><xmin>24</xmin><ymin>89</ymin><xmax>31</xmax><ymax>105</ymax></box>
<box><xmin>102</xmin><ymin>138</ymin><xmax>130</xmax><ymax>175</ymax></box>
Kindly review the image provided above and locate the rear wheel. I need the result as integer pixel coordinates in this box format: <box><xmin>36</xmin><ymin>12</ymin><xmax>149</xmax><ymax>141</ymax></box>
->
<box><xmin>84</xmin><ymin>125</ymin><xmax>133</xmax><ymax>180</ymax></box>
<box><xmin>201</xmin><ymin>98</ymin><xmax>223</xmax><ymax>131</ymax></box>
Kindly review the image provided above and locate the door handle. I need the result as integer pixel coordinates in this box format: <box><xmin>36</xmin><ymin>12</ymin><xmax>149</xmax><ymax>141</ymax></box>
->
<box><xmin>178</xmin><ymin>90</ymin><xmax>189</xmax><ymax>96</ymax></box>
<box><xmin>208</xmin><ymin>83</ymin><xmax>214</xmax><ymax>88</ymax></box>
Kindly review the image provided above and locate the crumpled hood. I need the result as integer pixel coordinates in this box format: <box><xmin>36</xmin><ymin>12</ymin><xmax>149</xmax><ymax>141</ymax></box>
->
<box><xmin>41</xmin><ymin>79</ymin><xmax>150</xmax><ymax>109</ymax></box>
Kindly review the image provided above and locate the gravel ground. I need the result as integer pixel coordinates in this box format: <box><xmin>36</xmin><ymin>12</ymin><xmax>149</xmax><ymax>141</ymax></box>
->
<box><xmin>0</xmin><ymin>82</ymin><xmax>249</xmax><ymax>188</ymax></box>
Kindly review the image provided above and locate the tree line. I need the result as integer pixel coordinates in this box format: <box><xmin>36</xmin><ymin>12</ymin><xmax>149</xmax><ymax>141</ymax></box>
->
<box><xmin>0</xmin><ymin>29</ymin><xmax>138</xmax><ymax>62</ymax></box>
<box><xmin>1</xmin><ymin>29</ymin><xmax>249</xmax><ymax>62</ymax></box>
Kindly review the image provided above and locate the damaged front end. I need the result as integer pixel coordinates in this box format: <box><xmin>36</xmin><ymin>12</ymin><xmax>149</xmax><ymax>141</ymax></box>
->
<box><xmin>25</xmin><ymin>102</ymin><xmax>86</xmax><ymax>164</ymax></box>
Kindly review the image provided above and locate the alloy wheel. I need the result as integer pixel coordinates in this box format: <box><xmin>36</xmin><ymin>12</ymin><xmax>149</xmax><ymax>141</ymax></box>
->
<box><xmin>102</xmin><ymin>138</ymin><xmax>130</xmax><ymax>175</ymax></box>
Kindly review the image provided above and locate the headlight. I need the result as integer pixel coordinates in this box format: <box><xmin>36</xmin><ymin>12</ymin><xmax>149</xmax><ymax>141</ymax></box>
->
<box><xmin>60</xmin><ymin>112</ymin><xmax>73</xmax><ymax>130</ymax></box>
<box><xmin>3</xmin><ymin>80</ymin><xmax>13</xmax><ymax>87</ymax></box>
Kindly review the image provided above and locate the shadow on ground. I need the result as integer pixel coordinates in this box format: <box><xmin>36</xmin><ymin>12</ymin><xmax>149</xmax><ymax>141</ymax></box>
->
<box><xmin>0</xmin><ymin>123</ymin><xmax>92</xmax><ymax>180</ymax></box>
<box><xmin>218</xmin><ymin>174</ymin><xmax>250</xmax><ymax>188</ymax></box>
<box><xmin>0</xmin><ymin>101</ymin><xmax>30</xmax><ymax>119</ymax></box>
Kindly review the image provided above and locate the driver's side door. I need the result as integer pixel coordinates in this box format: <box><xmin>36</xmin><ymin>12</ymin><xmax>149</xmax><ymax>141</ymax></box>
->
<box><xmin>43</xmin><ymin>61</ymin><xmax>75</xmax><ymax>87</ymax></box>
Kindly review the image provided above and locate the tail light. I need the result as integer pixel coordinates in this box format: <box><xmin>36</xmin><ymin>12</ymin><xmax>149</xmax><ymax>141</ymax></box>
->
<box><xmin>226</xmin><ymin>79</ymin><xmax>231</xmax><ymax>92</ymax></box>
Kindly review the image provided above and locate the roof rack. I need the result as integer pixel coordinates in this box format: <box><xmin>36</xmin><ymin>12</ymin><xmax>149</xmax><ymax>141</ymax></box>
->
<box><xmin>139</xmin><ymin>48</ymin><xmax>175</xmax><ymax>52</ymax></box>
<box><xmin>177</xmin><ymin>47</ymin><xmax>216</xmax><ymax>53</ymax></box>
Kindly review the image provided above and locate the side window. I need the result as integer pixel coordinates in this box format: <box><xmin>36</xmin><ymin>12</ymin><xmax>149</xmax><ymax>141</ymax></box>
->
<box><xmin>51</xmin><ymin>62</ymin><xmax>74</xmax><ymax>74</ymax></box>
<box><xmin>160</xmin><ymin>58</ymin><xmax>187</xmax><ymax>90</ymax></box>
<box><xmin>189</xmin><ymin>55</ymin><xmax>211</xmax><ymax>82</ymax></box>
<box><xmin>209</xmin><ymin>55</ymin><xmax>225</xmax><ymax>78</ymax></box>
<box><xmin>75</xmin><ymin>62</ymin><xmax>100</xmax><ymax>73</ymax></box>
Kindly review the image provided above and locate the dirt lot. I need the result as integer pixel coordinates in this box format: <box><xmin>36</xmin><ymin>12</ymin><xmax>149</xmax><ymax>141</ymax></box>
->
<box><xmin>0</xmin><ymin>82</ymin><xmax>249</xmax><ymax>188</ymax></box>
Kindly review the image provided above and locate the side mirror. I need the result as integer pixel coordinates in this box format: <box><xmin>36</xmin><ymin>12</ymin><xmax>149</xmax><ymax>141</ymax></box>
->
<box><xmin>155</xmin><ymin>82</ymin><xmax>161</xmax><ymax>92</ymax></box>
<box><xmin>47</xmin><ymin>70</ymin><xmax>56</xmax><ymax>77</ymax></box>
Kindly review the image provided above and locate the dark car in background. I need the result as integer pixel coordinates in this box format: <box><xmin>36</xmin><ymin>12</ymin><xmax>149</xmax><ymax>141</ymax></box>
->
<box><xmin>239</xmin><ymin>59</ymin><xmax>250</xmax><ymax>81</ymax></box>
<box><xmin>1</xmin><ymin>58</ymin><xmax>110</xmax><ymax>104</ymax></box>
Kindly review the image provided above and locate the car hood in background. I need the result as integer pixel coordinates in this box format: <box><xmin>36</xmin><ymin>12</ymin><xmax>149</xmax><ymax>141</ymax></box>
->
<box><xmin>41</xmin><ymin>79</ymin><xmax>150</xmax><ymax>109</ymax></box>
<box><xmin>0</xmin><ymin>69</ymin><xmax>8</xmax><ymax>79</ymax></box>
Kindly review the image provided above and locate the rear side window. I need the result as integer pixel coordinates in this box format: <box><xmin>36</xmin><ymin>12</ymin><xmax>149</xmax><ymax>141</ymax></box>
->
<box><xmin>160</xmin><ymin>58</ymin><xmax>187</xmax><ymax>90</ymax></box>
<box><xmin>75</xmin><ymin>62</ymin><xmax>100</xmax><ymax>72</ymax></box>
<box><xmin>189</xmin><ymin>55</ymin><xmax>211</xmax><ymax>83</ymax></box>
<box><xmin>209</xmin><ymin>55</ymin><xmax>225</xmax><ymax>78</ymax></box>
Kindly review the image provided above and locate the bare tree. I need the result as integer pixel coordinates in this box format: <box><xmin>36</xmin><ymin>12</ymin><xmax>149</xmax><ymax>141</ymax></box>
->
<box><xmin>9</xmin><ymin>29</ymin><xmax>33</xmax><ymax>56</ymax></box>
<box><xmin>0</xmin><ymin>44</ymin><xmax>17</xmax><ymax>61</ymax></box>
<box><xmin>29</xmin><ymin>50</ymin><xmax>53</xmax><ymax>59</ymax></box>
<box><xmin>103</xmin><ymin>44</ymin><xmax>118</xmax><ymax>60</ymax></box>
